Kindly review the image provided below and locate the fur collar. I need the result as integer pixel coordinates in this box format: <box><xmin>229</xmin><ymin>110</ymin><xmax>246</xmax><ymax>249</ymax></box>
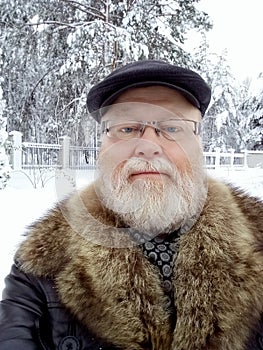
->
<box><xmin>17</xmin><ymin>178</ymin><xmax>263</xmax><ymax>350</ymax></box>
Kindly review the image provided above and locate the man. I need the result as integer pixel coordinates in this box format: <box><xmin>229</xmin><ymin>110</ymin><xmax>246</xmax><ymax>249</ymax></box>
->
<box><xmin>0</xmin><ymin>60</ymin><xmax>263</xmax><ymax>350</ymax></box>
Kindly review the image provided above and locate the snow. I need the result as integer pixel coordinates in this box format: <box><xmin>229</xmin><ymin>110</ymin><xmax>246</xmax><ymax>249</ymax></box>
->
<box><xmin>0</xmin><ymin>167</ymin><xmax>263</xmax><ymax>294</ymax></box>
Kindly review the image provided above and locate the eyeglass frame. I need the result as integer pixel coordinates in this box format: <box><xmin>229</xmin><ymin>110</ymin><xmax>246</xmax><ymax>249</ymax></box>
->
<box><xmin>101</xmin><ymin>119</ymin><xmax>201</xmax><ymax>141</ymax></box>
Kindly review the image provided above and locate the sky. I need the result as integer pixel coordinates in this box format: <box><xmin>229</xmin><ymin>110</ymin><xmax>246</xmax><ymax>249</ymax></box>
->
<box><xmin>192</xmin><ymin>0</ymin><xmax>263</xmax><ymax>81</ymax></box>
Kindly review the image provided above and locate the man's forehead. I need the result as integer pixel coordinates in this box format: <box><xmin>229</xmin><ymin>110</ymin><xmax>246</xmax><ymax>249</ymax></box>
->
<box><xmin>113</xmin><ymin>85</ymin><xmax>187</xmax><ymax>103</ymax></box>
<box><xmin>101</xmin><ymin>102</ymin><xmax>184</xmax><ymax>121</ymax></box>
<box><xmin>100</xmin><ymin>85</ymin><xmax>201</xmax><ymax>121</ymax></box>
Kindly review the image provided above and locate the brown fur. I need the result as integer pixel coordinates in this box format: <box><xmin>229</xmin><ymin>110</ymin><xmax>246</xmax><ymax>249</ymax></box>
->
<box><xmin>16</xmin><ymin>178</ymin><xmax>263</xmax><ymax>350</ymax></box>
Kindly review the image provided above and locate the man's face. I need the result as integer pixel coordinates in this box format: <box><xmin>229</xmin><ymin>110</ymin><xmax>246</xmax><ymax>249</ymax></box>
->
<box><xmin>95</xmin><ymin>86</ymin><xmax>207</xmax><ymax>235</ymax></box>
<box><xmin>100</xmin><ymin>86</ymin><xmax>202</xmax><ymax>173</ymax></box>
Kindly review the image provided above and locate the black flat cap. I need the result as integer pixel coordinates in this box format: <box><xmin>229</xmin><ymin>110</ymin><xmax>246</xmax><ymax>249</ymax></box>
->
<box><xmin>87</xmin><ymin>60</ymin><xmax>211</xmax><ymax>122</ymax></box>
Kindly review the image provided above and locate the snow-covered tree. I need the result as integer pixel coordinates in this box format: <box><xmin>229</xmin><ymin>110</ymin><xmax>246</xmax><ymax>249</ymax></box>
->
<box><xmin>0</xmin><ymin>79</ymin><xmax>10</xmax><ymax>189</ymax></box>
<box><xmin>0</xmin><ymin>0</ymin><xmax>212</xmax><ymax>145</ymax></box>
<box><xmin>240</xmin><ymin>73</ymin><xmax>263</xmax><ymax>150</ymax></box>
<box><xmin>192</xmin><ymin>38</ymin><xmax>247</xmax><ymax>152</ymax></box>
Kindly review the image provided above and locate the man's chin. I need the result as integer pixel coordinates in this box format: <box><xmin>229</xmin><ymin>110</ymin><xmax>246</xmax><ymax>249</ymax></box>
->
<box><xmin>95</xmin><ymin>162</ymin><xmax>206</xmax><ymax>237</ymax></box>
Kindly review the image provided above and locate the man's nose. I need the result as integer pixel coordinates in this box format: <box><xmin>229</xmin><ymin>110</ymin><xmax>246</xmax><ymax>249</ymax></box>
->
<box><xmin>133</xmin><ymin>126</ymin><xmax>163</xmax><ymax>159</ymax></box>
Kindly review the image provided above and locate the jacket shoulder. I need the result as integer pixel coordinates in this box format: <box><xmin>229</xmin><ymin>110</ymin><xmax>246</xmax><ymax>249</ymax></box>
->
<box><xmin>229</xmin><ymin>183</ymin><xmax>263</xmax><ymax>243</ymax></box>
<box><xmin>208</xmin><ymin>177</ymin><xmax>263</xmax><ymax>245</ymax></box>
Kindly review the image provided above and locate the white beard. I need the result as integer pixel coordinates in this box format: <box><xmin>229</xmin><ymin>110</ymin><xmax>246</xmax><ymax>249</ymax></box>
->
<box><xmin>96</xmin><ymin>157</ymin><xmax>207</xmax><ymax>236</ymax></box>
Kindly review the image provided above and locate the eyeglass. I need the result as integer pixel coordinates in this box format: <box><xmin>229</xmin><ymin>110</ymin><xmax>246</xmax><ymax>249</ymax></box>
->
<box><xmin>101</xmin><ymin>119</ymin><xmax>201</xmax><ymax>141</ymax></box>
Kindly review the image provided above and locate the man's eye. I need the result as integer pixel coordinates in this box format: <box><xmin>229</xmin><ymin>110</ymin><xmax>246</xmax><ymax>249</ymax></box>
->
<box><xmin>162</xmin><ymin>126</ymin><xmax>182</xmax><ymax>133</ymax></box>
<box><xmin>116</xmin><ymin>124</ymin><xmax>141</xmax><ymax>134</ymax></box>
<box><xmin>120</xmin><ymin>127</ymin><xmax>137</xmax><ymax>133</ymax></box>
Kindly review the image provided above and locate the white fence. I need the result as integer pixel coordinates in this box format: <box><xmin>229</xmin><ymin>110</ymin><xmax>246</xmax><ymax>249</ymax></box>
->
<box><xmin>7</xmin><ymin>131</ymin><xmax>263</xmax><ymax>170</ymax></box>
<box><xmin>204</xmin><ymin>148</ymin><xmax>263</xmax><ymax>169</ymax></box>
<box><xmin>7</xmin><ymin>132</ymin><xmax>99</xmax><ymax>170</ymax></box>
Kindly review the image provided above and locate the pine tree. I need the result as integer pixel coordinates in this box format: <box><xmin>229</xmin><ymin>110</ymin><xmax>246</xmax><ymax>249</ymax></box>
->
<box><xmin>0</xmin><ymin>0</ymin><xmax>212</xmax><ymax>145</ymax></box>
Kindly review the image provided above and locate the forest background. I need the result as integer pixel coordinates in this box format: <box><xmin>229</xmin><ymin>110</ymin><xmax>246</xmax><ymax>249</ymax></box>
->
<box><xmin>0</xmin><ymin>0</ymin><xmax>262</xmax><ymax>184</ymax></box>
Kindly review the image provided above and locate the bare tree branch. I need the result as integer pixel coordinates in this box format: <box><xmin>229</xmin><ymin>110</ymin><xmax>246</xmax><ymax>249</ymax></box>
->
<box><xmin>25</xmin><ymin>20</ymin><xmax>84</xmax><ymax>29</ymax></box>
<box><xmin>56</xmin><ymin>97</ymin><xmax>81</xmax><ymax>116</ymax></box>
<box><xmin>62</xmin><ymin>0</ymin><xmax>105</xmax><ymax>20</ymax></box>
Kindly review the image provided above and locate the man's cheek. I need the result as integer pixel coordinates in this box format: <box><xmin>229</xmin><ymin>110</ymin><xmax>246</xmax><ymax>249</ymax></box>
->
<box><xmin>165</xmin><ymin>148</ymin><xmax>190</xmax><ymax>174</ymax></box>
<box><xmin>99</xmin><ymin>139</ymin><xmax>136</xmax><ymax>170</ymax></box>
<box><xmin>165</xmin><ymin>138</ymin><xmax>202</xmax><ymax>174</ymax></box>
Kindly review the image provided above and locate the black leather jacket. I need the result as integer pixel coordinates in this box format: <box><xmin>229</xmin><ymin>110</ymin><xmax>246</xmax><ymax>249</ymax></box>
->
<box><xmin>0</xmin><ymin>263</ymin><xmax>118</xmax><ymax>350</ymax></box>
<box><xmin>2</xmin><ymin>263</ymin><xmax>263</xmax><ymax>350</ymax></box>
<box><xmin>2</xmin><ymin>264</ymin><xmax>263</xmax><ymax>350</ymax></box>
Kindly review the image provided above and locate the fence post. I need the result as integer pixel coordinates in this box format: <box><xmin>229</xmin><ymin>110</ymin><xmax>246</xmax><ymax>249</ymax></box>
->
<box><xmin>59</xmin><ymin>136</ymin><xmax>71</xmax><ymax>169</ymax></box>
<box><xmin>229</xmin><ymin>148</ymin><xmax>235</xmax><ymax>170</ymax></box>
<box><xmin>214</xmin><ymin>147</ymin><xmax>221</xmax><ymax>170</ymax></box>
<box><xmin>9</xmin><ymin>130</ymin><xmax>23</xmax><ymax>170</ymax></box>
<box><xmin>242</xmin><ymin>149</ymin><xmax>248</xmax><ymax>168</ymax></box>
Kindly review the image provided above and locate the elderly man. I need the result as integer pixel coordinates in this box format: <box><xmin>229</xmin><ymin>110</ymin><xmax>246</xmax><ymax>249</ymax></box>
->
<box><xmin>0</xmin><ymin>60</ymin><xmax>263</xmax><ymax>350</ymax></box>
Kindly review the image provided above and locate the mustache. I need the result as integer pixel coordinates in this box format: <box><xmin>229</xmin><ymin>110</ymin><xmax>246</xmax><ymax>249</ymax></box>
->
<box><xmin>115</xmin><ymin>157</ymin><xmax>176</xmax><ymax>179</ymax></box>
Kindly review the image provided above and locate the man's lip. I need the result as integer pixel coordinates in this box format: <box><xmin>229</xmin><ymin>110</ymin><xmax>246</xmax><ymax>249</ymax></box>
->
<box><xmin>130</xmin><ymin>171</ymin><xmax>168</xmax><ymax>177</ymax></box>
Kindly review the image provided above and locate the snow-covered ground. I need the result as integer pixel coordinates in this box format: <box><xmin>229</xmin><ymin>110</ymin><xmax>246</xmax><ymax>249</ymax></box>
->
<box><xmin>0</xmin><ymin>167</ymin><xmax>263</xmax><ymax>293</ymax></box>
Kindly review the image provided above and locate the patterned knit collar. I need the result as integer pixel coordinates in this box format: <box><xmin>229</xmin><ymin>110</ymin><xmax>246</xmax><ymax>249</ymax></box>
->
<box><xmin>127</xmin><ymin>227</ymin><xmax>182</xmax><ymax>245</ymax></box>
